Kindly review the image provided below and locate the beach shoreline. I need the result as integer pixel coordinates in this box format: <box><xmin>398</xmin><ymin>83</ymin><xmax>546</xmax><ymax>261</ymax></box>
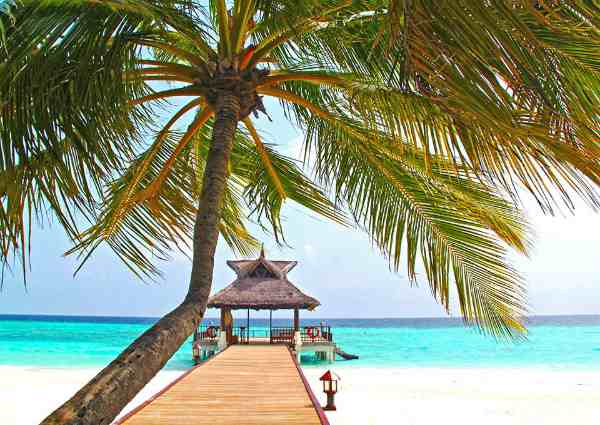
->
<box><xmin>2</xmin><ymin>365</ymin><xmax>599</xmax><ymax>425</ymax></box>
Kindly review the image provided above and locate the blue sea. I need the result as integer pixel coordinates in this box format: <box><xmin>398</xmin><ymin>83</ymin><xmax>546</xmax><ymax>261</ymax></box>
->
<box><xmin>1</xmin><ymin>315</ymin><xmax>600</xmax><ymax>371</ymax></box>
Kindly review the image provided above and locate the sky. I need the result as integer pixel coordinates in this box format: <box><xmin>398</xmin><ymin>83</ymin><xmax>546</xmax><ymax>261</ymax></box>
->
<box><xmin>1</xmin><ymin>98</ymin><xmax>600</xmax><ymax>320</ymax></box>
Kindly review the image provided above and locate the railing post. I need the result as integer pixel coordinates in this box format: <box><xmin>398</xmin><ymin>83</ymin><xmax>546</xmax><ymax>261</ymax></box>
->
<box><xmin>217</xmin><ymin>328</ymin><xmax>227</xmax><ymax>351</ymax></box>
<box><xmin>294</xmin><ymin>329</ymin><xmax>302</xmax><ymax>360</ymax></box>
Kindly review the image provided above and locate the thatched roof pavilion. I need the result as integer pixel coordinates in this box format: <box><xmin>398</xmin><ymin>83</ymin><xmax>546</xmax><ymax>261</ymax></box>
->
<box><xmin>208</xmin><ymin>248</ymin><xmax>320</xmax><ymax>311</ymax></box>
<box><xmin>207</xmin><ymin>248</ymin><xmax>319</xmax><ymax>334</ymax></box>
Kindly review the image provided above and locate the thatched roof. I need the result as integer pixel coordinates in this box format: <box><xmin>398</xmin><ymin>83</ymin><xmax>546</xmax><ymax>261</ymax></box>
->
<box><xmin>208</xmin><ymin>248</ymin><xmax>320</xmax><ymax>310</ymax></box>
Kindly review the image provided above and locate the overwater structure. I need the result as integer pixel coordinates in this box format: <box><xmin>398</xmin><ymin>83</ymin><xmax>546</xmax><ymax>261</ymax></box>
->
<box><xmin>193</xmin><ymin>248</ymin><xmax>337</xmax><ymax>363</ymax></box>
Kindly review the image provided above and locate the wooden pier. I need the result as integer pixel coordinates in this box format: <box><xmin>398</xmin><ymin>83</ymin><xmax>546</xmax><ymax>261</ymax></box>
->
<box><xmin>116</xmin><ymin>345</ymin><xmax>329</xmax><ymax>425</ymax></box>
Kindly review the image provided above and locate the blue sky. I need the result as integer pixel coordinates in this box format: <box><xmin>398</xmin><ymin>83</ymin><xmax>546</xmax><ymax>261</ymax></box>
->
<box><xmin>1</xmin><ymin>98</ymin><xmax>600</xmax><ymax>320</ymax></box>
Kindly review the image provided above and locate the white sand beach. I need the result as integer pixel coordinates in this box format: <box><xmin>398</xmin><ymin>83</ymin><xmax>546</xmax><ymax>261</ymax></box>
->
<box><xmin>304</xmin><ymin>366</ymin><xmax>600</xmax><ymax>425</ymax></box>
<box><xmin>2</xmin><ymin>365</ymin><xmax>599</xmax><ymax>425</ymax></box>
<box><xmin>0</xmin><ymin>366</ymin><xmax>182</xmax><ymax>425</ymax></box>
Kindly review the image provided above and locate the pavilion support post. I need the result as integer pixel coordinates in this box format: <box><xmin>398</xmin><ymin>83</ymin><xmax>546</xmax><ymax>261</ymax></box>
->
<box><xmin>269</xmin><ymin>310</ymin><xmax>273</xmax><ymax>343</ymax></box>
<box><xmin>247</xmin><ymin>308</ymin><xmax>250</xmax><ymax>344</ymax></box>
<box><xmin>219</xmin><ymin>308</ymin><xmax>232</xmax><ymax>348</ymax></box>
<box><xmin>293</xmin><ymin>308</ymin><xmax>299</xmax><ymax>332</ymax></box>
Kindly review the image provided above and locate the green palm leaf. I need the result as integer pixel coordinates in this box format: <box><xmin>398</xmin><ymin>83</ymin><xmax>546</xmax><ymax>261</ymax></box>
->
<box><xmin>304</xmin><ymin>113</ymin><xmax>530</xmax><ymax>337</ymax></box>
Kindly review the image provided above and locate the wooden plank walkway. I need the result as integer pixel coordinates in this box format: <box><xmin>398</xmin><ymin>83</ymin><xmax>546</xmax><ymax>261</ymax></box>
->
<box><xmin>116</xmin><ymin>345</ymin><xmax>328</xmax><ymax>425</ymax></box>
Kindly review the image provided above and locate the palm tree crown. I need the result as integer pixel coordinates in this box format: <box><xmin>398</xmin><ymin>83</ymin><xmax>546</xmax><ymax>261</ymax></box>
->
<box><xmin>2</xmin><ymin>0</ymin><xmax>600</xmax><ymax>341</ymax></box>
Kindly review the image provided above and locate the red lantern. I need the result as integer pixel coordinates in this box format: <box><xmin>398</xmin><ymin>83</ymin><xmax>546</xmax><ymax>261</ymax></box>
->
<box><xmin>319</xmin><ymin>370</ymin><xmax>340</xmax><ymax>411</ymax></box>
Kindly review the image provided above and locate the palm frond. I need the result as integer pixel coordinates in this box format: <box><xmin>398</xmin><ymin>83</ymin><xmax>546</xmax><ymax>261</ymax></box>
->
<box><xmin>68</xmin><ymin>118</ymin><xmax>257</xmax><ymax>279</ymax></box>
<box><xmin>304</xmin><ymin>113</ymin><xmax>530</xmax><ymax>338</ymax></box>
<box><xmin>262</xmin><ymin>68</ymin><xmax>600</xmax><ymax>213</ymax></box>
<box><xmin>259</xmin><ymin>1</ymin><xmax>600</xmax><ymax>209</ymax></box>
<box><xmin>232</xmin><ymin>126</ymin><xmax>347</xmax><ymax>241</ymax></box>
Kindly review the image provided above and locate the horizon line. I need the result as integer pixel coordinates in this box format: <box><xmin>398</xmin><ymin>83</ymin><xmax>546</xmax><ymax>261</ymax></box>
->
<box><xmin>1</xmin><ymin>312</ymin><xmax>599</xmax><ymax>320</ymax></box>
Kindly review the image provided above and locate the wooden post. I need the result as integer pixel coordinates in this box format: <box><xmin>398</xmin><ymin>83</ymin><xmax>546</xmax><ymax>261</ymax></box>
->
<box><xmin>293</xmin><ymin>308</ymin><xmax>299</xmax><ymax>331</ymax></box>
<box><xmin>220</xmin><ymin>308</ymin><xmax>233</xmax><ymax>344</ymax></box>
<box><xmin>325</xmin><ymin>392</ymin><xmax>336</xmax><ymax>411</ymax></box>
<box><xmin>269</xmin><ymin>310</ymin><xmax>273</xmax><ymax>343</ymax></box>
<box><xmin>247</xmin><ymin>308</ymin><xmax>250</xmax><ymax>343</ymax></box>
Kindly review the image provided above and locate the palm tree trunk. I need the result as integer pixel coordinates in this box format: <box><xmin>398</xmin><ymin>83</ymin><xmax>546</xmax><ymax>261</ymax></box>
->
<box><xmin>41</xmin><ymin>93</ymin><xmax>241</xmax><ymax>425</ymax></box>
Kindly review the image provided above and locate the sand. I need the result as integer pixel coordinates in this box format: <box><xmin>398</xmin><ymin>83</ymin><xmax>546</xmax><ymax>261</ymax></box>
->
<box><xmin>304</xmin><ymin>366</ymin><xmax>600</xmax><ymax>425</ymax></box>
<box><xmin>1</xmin><ymin>365</ymin><xmax>599</xmax><ymax>425</ymax></box>
<box><xmin>0</xmin><ymin>366</ymin><xmax>183</xmax><ymax>425</ymax></box>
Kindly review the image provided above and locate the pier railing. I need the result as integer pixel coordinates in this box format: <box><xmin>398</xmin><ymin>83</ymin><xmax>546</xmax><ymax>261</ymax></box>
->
<box><xmin>270</xmin><ymin>327</ymin><xmax>294</xmax><ymax>344</ymax></box>
<box><xmin>195</xmin><ymin>325</ymin><xmax>249</xmax><ymax>344</ymax></box>
<box><xmin>301</xmin><ymin>325</ymin><xmax>333</xmax><ymax>344</ymax></box>
<box><xmin>194</xmin><ymin>325</ymin><xmax>220</xmax><ymax>342</ymax></box>
<box><xmin>195</xmin><ymin>324</ymin><xmax>333</xmax><ymax>345</ymax></box>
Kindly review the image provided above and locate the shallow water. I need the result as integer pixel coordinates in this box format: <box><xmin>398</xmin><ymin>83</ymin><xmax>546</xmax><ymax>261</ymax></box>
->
<box><xmin>1</xmin><ymin>315</ymin><xmax>599</xmax><ymax>370</ymax></box>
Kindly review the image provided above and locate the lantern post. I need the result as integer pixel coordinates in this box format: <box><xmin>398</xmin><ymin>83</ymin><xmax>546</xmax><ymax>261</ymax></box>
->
<box><xmin>319</xmin><ymin>370</ymin><xmax>340</xmax><ymax>411</ymax></box>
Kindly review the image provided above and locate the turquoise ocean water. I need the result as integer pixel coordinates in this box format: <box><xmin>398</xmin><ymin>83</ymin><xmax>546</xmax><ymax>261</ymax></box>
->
<box><xmin>1</xmin><ymin>315</ymin><xmax>600</xmax><ymax>370</ymax></box>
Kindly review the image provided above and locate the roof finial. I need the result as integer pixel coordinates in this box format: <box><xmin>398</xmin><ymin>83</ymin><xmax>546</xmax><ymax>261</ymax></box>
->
<box><xmin>260</xmin><ymin>243</ymin><xmax>265</xmax><ymax>259</ymax></box>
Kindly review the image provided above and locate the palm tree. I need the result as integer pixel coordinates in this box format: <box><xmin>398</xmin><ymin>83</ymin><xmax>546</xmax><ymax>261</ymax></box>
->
<box><xmin>1</xmin><ymin>0</ymin><xmax>599</xmax><ymax>423</ymax></box>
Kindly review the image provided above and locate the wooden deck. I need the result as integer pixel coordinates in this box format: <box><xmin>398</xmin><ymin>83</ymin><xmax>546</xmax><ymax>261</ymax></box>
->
<box><xmin>116</xmin><ymin>345</ymin><xmax>328</xmax><ymax>425</ymax></box>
